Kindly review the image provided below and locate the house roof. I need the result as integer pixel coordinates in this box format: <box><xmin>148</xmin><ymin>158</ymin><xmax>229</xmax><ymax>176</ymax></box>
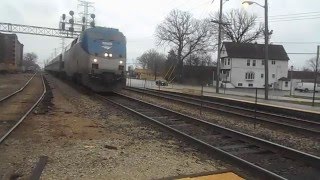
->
<box><xmin>289</xmin><ymin>70</ymin><xmax>320</xmax><ymax>80</ymax></box>
<box><xmin>223</xmin><ymin>42</ymin><xmax>290</xmax><ymax>61</ymax></box>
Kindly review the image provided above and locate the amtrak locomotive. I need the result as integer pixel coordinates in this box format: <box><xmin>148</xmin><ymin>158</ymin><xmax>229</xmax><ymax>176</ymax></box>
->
<box><xmin>45</xmin><ymin>27</ymin><xmax>126</xmax><ymax>92</ymax></box>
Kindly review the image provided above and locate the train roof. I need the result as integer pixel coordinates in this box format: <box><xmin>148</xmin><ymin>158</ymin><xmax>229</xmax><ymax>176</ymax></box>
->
<box><xmin>82</xmin><ymin>26</ymin><xmax>125</xmax><ymax>38</ymax></box>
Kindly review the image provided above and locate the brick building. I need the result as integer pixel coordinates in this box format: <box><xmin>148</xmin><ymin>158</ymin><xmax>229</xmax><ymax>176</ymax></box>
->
<box><xmin>0</xmin><ymin>32</ymin><xmax>24</xmax><ymax>72</ymax></box>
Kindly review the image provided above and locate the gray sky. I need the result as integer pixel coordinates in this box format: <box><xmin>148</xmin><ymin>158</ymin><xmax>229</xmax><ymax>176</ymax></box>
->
<box><xmin>1</xmin><ymin>0</ymin><xmax>320</xmax><ymax>69</ymax></box>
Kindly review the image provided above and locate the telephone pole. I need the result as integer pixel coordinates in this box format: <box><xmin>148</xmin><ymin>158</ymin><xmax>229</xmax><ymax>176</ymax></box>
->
<box><xmin>312</xmin><ymin>45</ymin><xmax>319</xmax><ymax>106</ymax></box>
<box><xmin>215</xmin><ymin>0</ymin><xmax>223</xmax><ymax>93</ymax></box>
<box><xmin>264</xmin><ymin>0</ymin><xmax>269</xmax><ymax>100</ymax></box>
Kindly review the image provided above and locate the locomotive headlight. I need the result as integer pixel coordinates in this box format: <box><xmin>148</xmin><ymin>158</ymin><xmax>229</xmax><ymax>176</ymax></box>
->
<box><xmin>104</xmin><ymin>53</ymin><xmax>108</xmax><ymax>57</ymax></box>
<box><xmin>120</xmin><ymin>60</ymin><xmax>123</xmax><ymax>64</ymax></box>
<box><xmin>109</xmin><ymin>53</ymin><xmax>113</xmax><ymax>57</ymax></box>
<box><xmin>93</xmin><ymin>58</ymin><xmax>98</xmax><ymax>63</ymax></box>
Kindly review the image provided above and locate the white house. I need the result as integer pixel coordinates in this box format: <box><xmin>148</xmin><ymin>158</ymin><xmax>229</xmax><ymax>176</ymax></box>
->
<box><xmin>220</xmin><ymin>42</ymin><xmax>290</xmax><ymax>88</ymax></box>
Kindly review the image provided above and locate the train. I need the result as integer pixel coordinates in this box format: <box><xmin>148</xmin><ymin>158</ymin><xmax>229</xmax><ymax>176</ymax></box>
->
<box><xmin>45</xmin><ymin>26</ymin><xmax>126</xmax><ymax>92</ymax></box>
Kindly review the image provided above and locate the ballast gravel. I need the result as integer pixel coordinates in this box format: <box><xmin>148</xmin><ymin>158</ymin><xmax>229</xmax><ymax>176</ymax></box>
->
<box><xmin>121</xmin><ymin>89</ymin><xmax>320</xmax><ymax>157</ymax></box>
<box><xmin>0</xmin><ymin>75</ymin><xmax>236</xmax><ymax>180</ymax></box>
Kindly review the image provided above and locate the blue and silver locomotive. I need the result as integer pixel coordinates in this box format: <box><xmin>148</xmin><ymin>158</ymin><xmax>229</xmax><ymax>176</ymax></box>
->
<box><xmin>45</xmin><ymin>27</ymin><xmax>126</xmax><ymax>92</ymax></box>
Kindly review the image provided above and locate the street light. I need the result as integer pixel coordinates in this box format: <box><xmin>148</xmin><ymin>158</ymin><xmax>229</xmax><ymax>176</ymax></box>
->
<box><xmin>243</xmin><ymin>0</ymin><xmax>269</xmax><ymax>100</ymax></box>
<box><xmin>242</xmin><ymin>0</ymin><xmax>264</xmax><ymax>7</ymax></box>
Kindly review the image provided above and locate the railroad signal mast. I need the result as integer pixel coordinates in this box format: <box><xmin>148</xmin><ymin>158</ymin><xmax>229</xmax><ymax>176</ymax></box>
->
<box><xmin>78</xmin><ymin>0</ymin><xmax>95</xmax><ymax>30</ymax></box>
<box><xmin>58</xmin><ymin>0</ymin><xmax>95</xmax><ymax>53</ymax></box>
<box><xmin>59</xmin><ymin>11</ymin><xmax>96</xmax><ymax>31</ymax></box>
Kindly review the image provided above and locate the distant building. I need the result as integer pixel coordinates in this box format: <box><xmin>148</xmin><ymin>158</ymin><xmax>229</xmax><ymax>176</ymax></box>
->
<box><xmin>278</xmin><ymin>71</ymin><xmax>320</xmax><ymax>91</ymax></box>
<box><xmin>220</xmin><ymin>42</ymin><xmax>290</xmax><ymax>88</ymax></box>
<box><xmin>289</xmin><ymin>70</ymin><xmax>320</xmax><ymax>83</ymax></box>
<box><xmin>0</xmin><ymin>33</ymin><xmax>24</xmax><ymax>72</ymax></box>
<box><xmin>134</xmin><ymin>68</ymin><xmax>154</xmax><ymax>80</ymax></box>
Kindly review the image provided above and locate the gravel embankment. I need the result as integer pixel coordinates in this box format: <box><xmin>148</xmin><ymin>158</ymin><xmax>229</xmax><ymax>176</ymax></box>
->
<box><xmin>121</xmin><ymin>89</ymin><xmax>320</xmax><ymax>156</ymax></box>
<box><xmin>0</xmin><ymin>75</ymin><xmax>241</xmax><ymax>180</ymax></box>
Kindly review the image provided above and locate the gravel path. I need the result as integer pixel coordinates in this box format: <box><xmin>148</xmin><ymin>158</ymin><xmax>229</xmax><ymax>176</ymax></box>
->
<box><xmin>121</xmin><ymin>89</ymin><xmax>320</xmax><ymax>157</ymax></box>
<box><xmin>0</xmin><ymin>75</ymin><xmax>238</xmax><ymax>180</ymax></box>
<box><xmin>0</xmin><ymin>73</ymin><xmax>33</xmax><ymax>99</ymax></box>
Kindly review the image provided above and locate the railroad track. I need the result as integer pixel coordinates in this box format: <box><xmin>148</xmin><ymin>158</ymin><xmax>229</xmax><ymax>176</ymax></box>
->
<box><xmin>100</xmin><ymin>92</ymin><xmax>320</xmax><ymax>180</ymax></box>
<box><xmin>0</xmin><ymin>73</ymin><xmax>36</xmax><ymax>102</ymax></box>
<box><xmin>0</xmin><ymin>73</ymin><xmax>46</xmax><ymax>144</ymax></box>
<box><xmin>124</xmin><ymin>87</ymin><xmax>320</xmax><ymax>136</ymax></box>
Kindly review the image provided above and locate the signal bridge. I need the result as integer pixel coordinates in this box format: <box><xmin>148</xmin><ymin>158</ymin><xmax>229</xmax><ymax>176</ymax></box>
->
<box><xmin>0</xmin><ymin>22</ymin><xmax>80</xmax><ymax>38</ymax></box>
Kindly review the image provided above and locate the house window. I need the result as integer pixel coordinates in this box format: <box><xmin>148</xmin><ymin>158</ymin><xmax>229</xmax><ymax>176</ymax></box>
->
<box><xmin>285</xmin><ymin>81</ymin><xmax>288</xmax><ymax>87</ymax></box>
<box><xmin>252</xmin><ymin>60</ymin><xmax>256</xmax><ymax>66</ymax></box>
<box><xmin>261</xmin><ymin>74</ymin><xmax>264</xmax><ymax>78</ymax></box>
<box><xmin>248</xmin><ymin>83</ymin><xmax>253</xmax><ymax>87</ymax></box>
<box><xmin>228</xmin><ymin>58</ymin><xmax>231</xmax><ymax>65</ymax></box>
<box><xmin>272</xmin><ymin>74</ymin><xmax>275</xmax><ymax>78</ymax></box>
<box><xmin>272</xmin><ymin>60</ymin><xmax>276</xmax><ymax>65</ymax></box>
<box><xmin>224</xmin><ymin>59</ymin><xmax>227</xmax><ymax>65</ymax></box>
<box><xmin>247</xmin><ymin>59</ymin><xmax>250</xmax><ymax>66</ymax></box>
<box><xmin>262</xmin><ymin>60</ymin><xmax>265</xmax><ymax>66</ymax></box>
<box><xmin>245</xmin><ymin>72</ymin><xmax>255</xmax><ymax>80</ymax></box>
<box><xmin>238</xmin><ymin>83</ymin><xmax>243</xmax><ymax>87</ymax></box>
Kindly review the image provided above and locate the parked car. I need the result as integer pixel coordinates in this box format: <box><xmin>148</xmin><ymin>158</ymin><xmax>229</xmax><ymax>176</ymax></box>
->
<box><xmin>155</xmin><ymin>80</ymin><xmax>168</xmax><ymax>86</ymax></box>
<box><xmin>295</xmin><ymin>82</ymin><xmax>320</xmax><ymax>92</ymax></box>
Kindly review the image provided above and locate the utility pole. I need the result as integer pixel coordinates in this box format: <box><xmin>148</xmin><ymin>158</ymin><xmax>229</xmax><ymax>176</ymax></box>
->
<box><xmin>215</xmin><ymin>0</ymin><xmax>223</xmax><ymax>93</ymax></box>
<box><xmin>264</xmin><ymin>0</ymin><xmax>269</xmax><ymax>100</ymax></box>
<box><xmin>312</xmin><ymin>45</ymin><xmax>319</xmax><ymax>106</ymax></box>
<box><xmin>242</xmin><ymin>0</ymin><xmax>269</xmax><ymax>99</ymax></box>
<box><xmin>290</xmin><ymin>65</ymin><xmax>293</xmax><ymax>96</ymax></box>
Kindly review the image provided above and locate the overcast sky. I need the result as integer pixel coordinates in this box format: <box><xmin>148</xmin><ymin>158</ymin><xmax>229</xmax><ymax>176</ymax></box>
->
<box><xmin>1</xmin><ymin>0</ymin><xmax>320</xmax><ymax>69</ymax></box>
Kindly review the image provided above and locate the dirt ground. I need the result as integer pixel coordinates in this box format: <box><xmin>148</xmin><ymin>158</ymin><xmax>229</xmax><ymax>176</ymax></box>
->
<box><xmin>0</xmin><ymin>74</ymin><xmax>43</xmax><ymax>141</ymax></box>
<box><xmin>0</xmin><ymin>74</ymin><xmax>237</xmax><ymax>180</ymax></box>
<box><xmin>0</xmin><ymin>73</ymin><xmax>34</xmax><ymax>100</ymax></box>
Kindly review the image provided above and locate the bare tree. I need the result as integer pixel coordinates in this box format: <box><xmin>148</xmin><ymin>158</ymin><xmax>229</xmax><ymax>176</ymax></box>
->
<box><xmin>137</xmin><ymin>49</ymin><xmax>166</xmax><ymax>80</ymax></box>
<box><xmin>302</xmin><ymin>67</ymin><xmax>312</xmax><ymax>72</ymax></box>
<box><xmin>23</xmin><ymin>52</ymin><xmax>39</xmax><ymax>69</ymax></box>
<box><xmin>185</xmin><ymin>53</ymin><xmax>213</xmax><ymax>66</ymax></box>
<box><xmin>305</xmin><ymin>57</ymin><xmax>319</xmax><ymax>72</ymax></box>
<box><xmin>212</xmin><ymin>9</ymin><xmax>264</xmax><ymax>43</ymax></box>
<box><xmin>155</xmin><ymin>9</ymin><xmax>212</xmax><ymax>81</ymax></box>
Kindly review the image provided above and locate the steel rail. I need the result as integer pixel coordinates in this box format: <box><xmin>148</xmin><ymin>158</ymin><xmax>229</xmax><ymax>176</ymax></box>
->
<box><xmin>125</xmin><ymin>87</ymin><xmax>320</xmax><ymax>135</ymax></box>
<box><xmin>127</xmin><ymin>87</ymin><xmax>319</xmax><ymax>124</ymax></box>
<box><xmin>0</xmin><ymin>74</ymin><xmax>47</xmax><ymax>144</ymax></box>
<box><xmin>99</xmin><ymin>92</ymin><xmax>320</xmax><ymax>179</ymax></box>
<box><xmin>0</xmin><ymin>73</ymin><xmax>37</xmax><ymax>102</ymax></box>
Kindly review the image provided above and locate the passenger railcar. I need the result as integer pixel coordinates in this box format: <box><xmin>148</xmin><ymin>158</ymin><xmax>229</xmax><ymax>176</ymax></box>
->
<box><xmin>45</xmin><ymin>27</ymin><xmax>126</xmax><ymax>92</ymax></box>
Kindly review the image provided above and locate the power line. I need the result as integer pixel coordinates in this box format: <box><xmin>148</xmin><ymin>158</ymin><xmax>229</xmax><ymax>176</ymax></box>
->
<box><xmin>255</xmin><ymin>15</ymin><xmax>320</xmax><ymax>23</ymax></box>
<box><xmin>268</xmin><ymin>14</ymin><xmax>320</xmax><ymax>21</ymax></box>
<box><xmin>188</xmin><ymin>0</ymin><xmax>212</xmax><ymax>12</ymax></box>
<box><xmin>260</xmin><ymin>11</ymin><xmax>320</xmax><ymax>18</ymax></box>
<box><xmin>269</xmin><ymin>16</ymin><xmax>320</xmax><ymax>22</ymax></box>
<box><xmin>255</xmin><ymin>11</ymin><xmax>320</xmax><ymax>23</ymax></box>
<box><xmin>272</xmin><ymin>42</ymin><xmax>320</xmax><ymax>44</ymax></box>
